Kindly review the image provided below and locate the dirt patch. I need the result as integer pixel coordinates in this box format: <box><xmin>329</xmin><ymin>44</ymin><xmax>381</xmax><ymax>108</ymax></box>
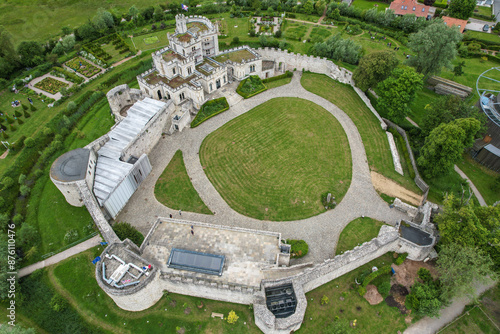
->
<box><xmin>170</xmin><ymin>300</ymin><xmax>177</xmax><ymax>308</ymax></box>
<box><xmin>371</xmin><ymin>171</ymin><xmax>422</xmax><ymax>206</ymax></box>
<box><xmin>176</xmin><ymin>327</ymin><xmax>185</xmax><ymax>334</ymax></box>
<box><xmin>386</xmin><ymin>284</ymin><xmax>409</xmax><ymax>314</ymax></box>
<box><xmin>364</xmin><ymin>284</ymin><xmax>383</xmax><ymax>305</ymax></box>
<box><xmin>392</xmin><ymin>259</ymin><xmax>438</xmax><ymax>291</ymax></box>
<box><xmin>184</xmin><ymin>307</ymin><xmax>191</xmax><ymax>315</ymax></box>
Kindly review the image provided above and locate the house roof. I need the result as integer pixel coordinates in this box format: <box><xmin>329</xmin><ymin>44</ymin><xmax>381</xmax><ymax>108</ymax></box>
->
<box><xmin>442</xmin><ymin>16</ymin><xmax>467</xmax><ymax>33</ymax></box>
<box><xmin>389</xmin><ymin>0</ymin><xmax>431</xmax><ymax>18</ymax></box>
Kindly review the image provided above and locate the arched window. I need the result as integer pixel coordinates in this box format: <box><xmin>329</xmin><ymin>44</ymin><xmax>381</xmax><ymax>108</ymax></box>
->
<box><xmin>209</xmin><ymin>83</ymin><xmax>213</xmax><ymax>91</ymax></box>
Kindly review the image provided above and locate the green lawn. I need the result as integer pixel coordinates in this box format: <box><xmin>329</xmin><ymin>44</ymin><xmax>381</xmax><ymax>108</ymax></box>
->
<box><xmin>297</xmin><ymin>253</ymin><xmax>409</xmax><ymax>333</ymax></box>
<box><xmin>154</xmin><ymin>150</ymin><xmax>212</xmax><ymax>215</ymax></box>
<box><xmin>131</xmin><ymin>30</ymin><xmax>172</xmax><ymax>51</ymax></box>
<box><xmin>200</xmin><ymin>97</ymin><xmax>352</xmax><ymax>221</ymax></box>
<box><xmin>335</xmin><ymin>217</ymin><xmax>386</xmax><ymax>255</ymax></box>
<box><xmin>48</xmin><ymin>247</ymin><xmax>260</xmax><ymax>333</ymax></box>
<box><xmin>301</xmin><ymin>72</ymin><xmax>421</xmax><ymax>194</ymax></box>
<box><xmin>408</xmin><ymin>88</ymin><xmax>441</xmax><ymax>127</ymax></box>
<box><xmin>456</xmin><ymin>154</ymin><xmax>500</xmax><ymax>205</ymax></box>
<box><xmin>426</xmin><ymin>169</ymin><xmax>470</xmax><ymax>204</ymax></box>
<box><xmin>264</xmin><ymin>76</ymin><xmax>293</xmax><ymax>89</ymax></box>
<box><xmin>352</xmin><ymin>0</ymin><xmax>390</xmax><ymax>11</ymax></box>
<box><xmin>0</xmin><ymin>0</ymin><xmax>182</xmax><ymax>45</ymax></box>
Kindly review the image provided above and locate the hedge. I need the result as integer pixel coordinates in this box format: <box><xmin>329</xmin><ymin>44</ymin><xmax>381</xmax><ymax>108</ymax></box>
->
<box><xmin>51</xmin><ymin>67</ymin><xmax>85</xmax><ymax>84</ymax></box>
<box><xmin>357</xmin><ymin>264</ymin><xmax>393</xmax><ymax>295</ymax></box>
<box><xmin>394</xmin><ymin>252</ymin><xmax>408</xmax><ymax>265</ymax></box>
<box><xmin>236</xmin><ymin>75</ymin><xmax>267</xmax><ymax>98</ymax></box>
<box><xmin>288</xmin><ymin>239</ymin><xmax>309</xmax><ymax>258</ymax></box>
<box><xmin>262</xmin><ymin>71</ymin><xmax>293</xmax><ymax>84</ymax></box>
<box><xmin>191</xmin><ymin>97</ymin><xmax>229</xmax><ymax>128</ymax></box>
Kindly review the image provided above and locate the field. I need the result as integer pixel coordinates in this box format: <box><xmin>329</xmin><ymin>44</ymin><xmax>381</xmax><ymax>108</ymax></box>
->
<box><xmin>0</xmin><ymin>0</ymin><xmax>182</xmax><ymax>45</ymax></box>
<box><xmin>131</xmin><ymin>30</ymin><xmax>172</xmax><ymax>51</ymax></box>
<box><xmin>200</xmin><ymin>97</ymin><xmax>352</xmax><ymax>221</ymax></box>
<box><xmin>154</xmin><ymin>150</ymin><xmax>212</xmax><ymax>215</ymax></box>
<box><xmin>301</xmin><ymin>72</ymin><xmax>421</xmax><ymax>194</ymax></box>
<box><xmin>335</xmin><ymin>217</ymin><xmax>386</xmax><ymax>255</ymax></box>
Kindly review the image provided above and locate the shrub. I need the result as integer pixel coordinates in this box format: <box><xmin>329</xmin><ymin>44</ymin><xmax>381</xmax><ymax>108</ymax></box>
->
<box><xmin>395</xmin><ymin>252</ymin><xmax>408</xmax><ymax>265</ymax></box>
<box><xmin>113</xmin><ymin>221</ymin><xmax>145</xmax><ymax>246</ymax></box>
<box><xmin>19</xmin><ymin>223</ymin><xmax>37</xmax><ymax>247</ymax></box>
<box><xmin>227</xmin><ymin>310</ymin><xmax>239</xmax><ymax>324</ymax></box>
<box><xmin>357</xmin><ymin>286</ymin><xmax>366</xmax><ymax>296</ymax></box>
<box><xmin>17</xmin><ymin>118</ymin><xmax>23</xmax><ymax>125</ymax></box>
<box><xmin>12</xmin><ymin>214</ymin><xmax>23</xmax><ymax>225</ymax></box>
<box><xmin>191</xmin><ymin>97</ymin><xmax>229</xmax><ymax>128</ymax></box>
<box><xmin>14</xmin><ymin>110</ymin><xmax>22</xmax><ymax>117</ymax></box>
<box><xmin>24</xmin><ymin>137</ymin><xmax>35</xmax><ymax>148</ymax></box>
<box><xmin>288</xmin><ymin>239</ymin><xmax>309</xmax><ymax>258</ymax></box>
<box><xmin>320</xmin><ymin>295</ymin><xmax>329</xmax><ymax>305</ymax></box>
<box><xmin>20</xmin><ymin>185</ymin><xmax>31</xmax><ymax>197</ymax></box>
<box><xmin>232</xmin><ymin>36</ymin><xmax>240</xmax><ymax>44</ymax></box>
<box><xmin>1</xmin><ymin>177</ymin><xmax>14</xmax><ymax>189</ymax></box>
<box><xmin>21</xmin><ymin>104</ymin><xmax>28</xmax><ymax>111</ymax></box>
<box><xmin>64</xmin><ymin>229</ymin><xmax>79</xmax><ymax>243</ymax></box>
<box><xmin>418</xmin><ymin>268</ymin><xmax>432</xmax><ymax>283</ymax></box>
<box><xmin>377</xmin><ymin>281</ymin><xmax>391</xmax><ymax>297</ymax></box>
<box><xmin>362</xmin><ymin>265</ymin><xmax>392</xmax><ymax>287</ymax></box>
<box><xmin>236</xmin><ymin>75</ymin><xmax>267</xmax><ymax>98</ymax></box>
<box><xmin>49</xmin><ymin>294</ymin><xmax>68</xmax><ymax>312</ymax></box>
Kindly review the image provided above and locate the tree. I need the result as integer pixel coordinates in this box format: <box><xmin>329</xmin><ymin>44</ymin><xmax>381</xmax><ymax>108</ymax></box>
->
<box><xmin>315</xmin><ymin>0</ymin><xmax>326</xmax><ymax>15</ymax></box>
<box><xmin>353</xmin><ymin>51</ymin><xmax>399</xmax><ymax>92</ymax></box>
<box><xmin>448</xmin><ymin>0</ymin><xmax>476</xmax><ymax>20</ymax></box>
<box><xmin>376</xmin><ymin>66</ymin><xmax>423</xmax><ymax>122</ymax></box>
<box><xmin>51</xmin><ymin>42</ymin><xmax>64</xmax><ymax>56</ymax></box>
<box><xmin>92</xmin><ymin>8</ymin><xmax>114</xmax><ymax>33</ymax></box>
<box><xmin>17</xmin><ymin>41</ymin><xmax>44</xmax><ymax>67</ymax></box>
<box><xmin>153</xmin><ymin>6</ymin><xmax>165</xmax><ymax>22</ymax></box>
<box><xmin>129</xmin><ymin>5</ymin><xmax>140</xmax><ymax>20</ymax></box>
<box><xmin>0</xmin><ymin>26</ymin><xmax>19</xmax><ymax>78</ymax></box>
<box><xmin>61</xmin><ymin>26</ymin><xmax>72</xmax><ymax>36</ymax></box>
<box><xmin>311</xmin><ymin>33</ymin><xmax>362</xmax><ymax>65</ymax></box>
<box><xmin>407</xmin><ymin>22</ymin><xmax>462</xmax><ymax>77</ymax></box>
<box><xmin>112</xmin><ymin>222</ymin><xmax>144</xmax><ymax>246</ymax></box>
<box><xmin>422</xmin><ymin>95</ymin><xmax>485</xmax><ymax>135</ymax></box>
<box><xmin>76</xmin><ymin>22</ymin><xmax>98</xmax><ymax>41</ymax></box>
<box><xmin>417</xmin><ymin>118</ymin><xmax>481</xmax><ymax>177</ymax></box>
<box><xmin>19</xmin><ymin>223</ymin><xmax>37</xmax><ymax>248</ymax></box>
<box><xmin>303</xmin><ymin>0</ymin><xmax>314</xmax><ymax>14</ymax></box>
<box><xmin>437</xmin><ymin>243</ymin><xmax>497</xmax><ymax>300</ymax></box>
<box><xmin>405</xmin><ymin>280</ymin><xmax>444</xmax><ymax>317</ymax></box>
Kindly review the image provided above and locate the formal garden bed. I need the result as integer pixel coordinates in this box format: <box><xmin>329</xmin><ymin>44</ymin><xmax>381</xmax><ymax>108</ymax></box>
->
<box><xmin>200</xmin><ymin>97</ymin><xmax>351</xmax><ymax>221</ymax></box>
<box><xmin>236</xmin><ymin>75</ymin><xmax>267</xmax><ymax>98</ymax></box>
<box><xmin>191</xmin><ymin>97</ymin><xmax>229</xmax><ymax>128</ymax></box>
<box><xmin>83</xmin><ymin>33</ymin><xmax>131</xmax><ymax>65</ymax></box>
<box><xmin>65</xmin><ymin>57</ymin><xmax>101</xmax><ymax>78</ymax></box>
<box><xmin>50</xmin><ymin>67</ymin><xmax>84</xmax><ymax>84</ymax></box>
<box><xmin>34</xmin><ymin>77</ymin><xmax>69</xmax><ymax>94</ymax></box>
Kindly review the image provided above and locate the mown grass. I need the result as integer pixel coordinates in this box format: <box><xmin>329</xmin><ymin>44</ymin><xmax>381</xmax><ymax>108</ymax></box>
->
<box><xmin>154</xmin><ymin>150</ymin><xmax>212</xmax><ymax>215</ymax></box>
<box><xmin>456</xmin><ymin>154</ymin><xmax>500</xmax><ymax>205</ymax></box>
<box><xmin>131</xmin><ymin>30</ymin><xmax>173</xmax><ymax>51</ymax></box>
<box><xmin>301</xmin><ymin>72</ymin><xmax>421</xmax><ymax>194</ymax></box>
<box><xmin>351</xmin><ymin>0</ymin><xmax>390</xmax><ymax>11</ymax></box>
<box><xmin>335</xmin><ymin>217</ymin><xmax>386</xmax><ymax>255</ymax></box>
<box><xmin>200</xmin><ymin>97</ymin><xmax>352</xmax><ymax>221</ymax></box>
<box><xmin>408</xmin><ymin>88</ymin><xmax>441</xmax><ymax>127</ymax></box>
<box><xmin>49</xmin><ymin>247</ymin><xmax>260</xmax><ymax>333</ymax></box>
<box><xmin>297</xmin><ymin>253</ymin><xmax>409</xmax><ymax>333</ymax></box>
<box><xmin>264</xmin><ymin>76</ymin><xmax>293</xmax><ymax>89</ymax></box>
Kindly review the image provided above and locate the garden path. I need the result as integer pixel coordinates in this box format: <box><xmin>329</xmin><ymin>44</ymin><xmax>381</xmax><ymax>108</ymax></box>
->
<box><xmin>454</xmin><ymin>165</ymin><xmax>487</xmax><ymax>207</ymax></box>
<box><xmin>28</xmin><ymin>73</ymin><xmax>73</xmax><ymax>101</ymax></box>
<box><xmin>117</xmin><ymin>72</ymin><xmax>410</xmax><ymax>263</ymax></box>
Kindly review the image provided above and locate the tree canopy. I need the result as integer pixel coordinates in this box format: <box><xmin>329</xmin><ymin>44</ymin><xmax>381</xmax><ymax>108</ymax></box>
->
<box><xmin>353</xmin><ymin>51</ymin><xmax>399</xmax><ymax>92</ymax></box>
<box><xmin>437</xmin><ymin>243</ymin><xmax>497</xmax><ymax>300</ymax></box>
<box><xmin>311</xmin><ymin>33</ymin><xmax>362</xmax><ymax>65</ymax></box>
<box><xmin>417</xmin><ymin>118</ymin><xmax>481</xmax><ymax>177</ymax></box>
<box><xmin>448</xmin><ymin>0</ymin><xmax>477</xmax><ymax>20</ymax></box>
<box><xmin>376</xmin><ymin>66</ymin><xmax>423</xmax><ymax>122</ymax></box>
<box><xmin>407</xmin><ymin>21</ymin><xmax>462</xmax><ymax>77</ymax></box>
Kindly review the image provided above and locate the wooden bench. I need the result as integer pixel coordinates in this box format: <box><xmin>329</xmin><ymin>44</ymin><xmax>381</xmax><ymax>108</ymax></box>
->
<box><xmin>211</xmin><ymin>312</ymin><xmax>224</xmax><ymax>319</ymax></box>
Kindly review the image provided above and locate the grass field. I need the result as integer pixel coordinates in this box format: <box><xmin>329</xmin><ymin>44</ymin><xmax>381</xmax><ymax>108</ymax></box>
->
<box><xmin>298</xmin><ymin>253</ymin><xmax>409</xmax><ymax>333</ymax></box>
<box><xmin>264</xmin><ymin>76</ymin><xmax>293</xmax><ymax>89</ymax></box>
<box><xmin>351</xmin><ymin>0</ymin><xmax>390</xmax><ymax>11</ymax></box>
<box><xmin>300</xmin><ymin>72</ymin><xmax>421</xmax><ymax>194</ymax></box>
<box><xmin>200</xmin><ymin>97</ymin><xmax>352</xmax><ymax>221</ymax></box>
<box><xmin>0</xmin><ymin>0</ymin><xmax>182</xmax><ymax>45</ymax></box>
<box><xmin>48</xmin><ymin>247</ymin><xmax>260</xmax><ymax>333</ymax></box>
<box><xmin>154</xmin><ymin>150</ymin><xmax>212</xmax><ymax>215</ymax></box>
<box><xmin>131</xmin><ymin>30</ymin><xmax>172</xmax><ymax>51</ymax></box>
<box><xmin>456</xmin><ymin>154</ymin><xmax>500</xmax><ymax>205</ymax></box>
<box><xmin>335</xmin><ymin>217</ymin><xmax>386</xmax><ymax>255</ymax></box>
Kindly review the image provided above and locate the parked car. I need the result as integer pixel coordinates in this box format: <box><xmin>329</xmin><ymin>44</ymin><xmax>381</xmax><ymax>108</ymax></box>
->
<box><xmin>483</xmin><ymin>24</ymin><xmax>490</xmax><ymax>32</ymax></box>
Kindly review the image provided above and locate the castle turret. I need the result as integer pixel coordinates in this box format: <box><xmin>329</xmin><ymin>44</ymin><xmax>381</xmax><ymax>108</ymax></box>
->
<box><xmin>176</xmin><ymin>14</ymin><xmax>187</xmax><ymax>34</ymax></box>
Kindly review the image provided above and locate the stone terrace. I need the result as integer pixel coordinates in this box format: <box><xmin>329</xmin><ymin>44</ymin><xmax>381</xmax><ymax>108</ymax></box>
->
<box><xmin>162</xmin><ymin>50</ymin><xmax>186</xmax><ymax>62</ymax></box>
<box><xmin>143</xmin><ymin>71</ymin><xmax>198</xmax><ymax>89</ymax></box>
<box><xmin>141</xmin><ymin>219</ymin><xmax>281</xmax><ymax>287</ymax></box>
<box><xmin>213</xmin><ymin>48</ymin><xmax>257</xmax><ymax>63</ymax></box>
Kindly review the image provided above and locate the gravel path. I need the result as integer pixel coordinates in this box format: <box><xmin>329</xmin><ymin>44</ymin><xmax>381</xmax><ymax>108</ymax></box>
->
<box><xmin>117</xmin><ymin>72</ymin><xmax>409</xmax><ymax>263</ymax></box>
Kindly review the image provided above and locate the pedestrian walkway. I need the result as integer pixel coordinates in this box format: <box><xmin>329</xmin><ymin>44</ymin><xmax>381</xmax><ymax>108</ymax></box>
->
<box><xmin>116</xmin><ymin>72</ymin><xmax>410</xmax><ymax>263</ymax></box>
<box><xmin>454</xmin><ymin>165</ymin><xmax>487</xmax><ymax>206</ymax></box>
<box><xmin>18</xmin><ymin>235</ymin><xmax>102</xmax><ymax>278</ymax></box>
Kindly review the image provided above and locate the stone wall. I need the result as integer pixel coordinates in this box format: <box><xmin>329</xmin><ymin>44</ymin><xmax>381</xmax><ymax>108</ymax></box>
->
<box><xmin>121</xmin><ymin>100</ymin><xmax>175</xmax><ymax>161</ymax></box>
<box><xmin>383</xmin><ymin>118</ymin><xmax>430</xmax><ymax>202</ymax></box>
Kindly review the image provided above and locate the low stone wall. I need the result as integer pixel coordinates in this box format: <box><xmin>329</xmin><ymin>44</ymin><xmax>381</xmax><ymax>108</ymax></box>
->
<box><xmin>386</xmin><ymin>132</ymin><xmax>404</xmax><ymax>175</ymax></box>
<box><xmin>383</xmin><ymin>118</ymin><xmax>430</xmax><ymax>203</ymax></box>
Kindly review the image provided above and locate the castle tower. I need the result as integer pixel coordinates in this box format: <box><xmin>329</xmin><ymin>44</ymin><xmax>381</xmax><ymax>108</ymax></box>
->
<box><xmin>176</xmin><ymin>14</ymin><xmax>187</xmax><ymax>34</ymax></box>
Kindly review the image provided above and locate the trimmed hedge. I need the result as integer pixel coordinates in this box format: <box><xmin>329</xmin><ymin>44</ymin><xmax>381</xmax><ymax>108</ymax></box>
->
<box><xmin>236</xmin><ymin>75</ymin><xmax>267</xmax><ymax>98</ymax></box>
<box><xmin>262</xmin><ymin>71</ymin><xmax>293</xmax><ymax>84</ymax></box>
<box><xmin>358</xmin><ymin>265</ymin><xmax>392</xmax><ymax>295</ymax></box>
<box><xmin>191</xmin><ymin>97</ymin><xmax>229</xmax><ymax>128</ymax></box>
<box><xmin>288</xmin><ymin>239</ymin><xmax>309</xmax><ymax>258</ymax></box>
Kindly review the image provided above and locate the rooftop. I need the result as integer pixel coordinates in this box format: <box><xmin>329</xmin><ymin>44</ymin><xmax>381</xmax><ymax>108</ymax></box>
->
<box><xmin>93</xmin><ymin>98</ymin><xmax>167</xmax><ymax>205</ymax></box>
<box><xmin>389</xmin><ymin>0</ymin><xmax>432</xmax><ymax>18</ymax></box>
<box><xmin>143</xmin><ymin>71</ymin><xmax>198</xmax><ymax>89</ymax></box>
<box><xmin>213</xmin><ymin>48</ymin><xmax>257</xmax><ymax>63</ymax></box>
<box><xmin>177</xmin><ymin>32</ymin><xmax>192</xmax><ymax>42</ymax></box>
<box><xmin>162</xmin><ymin>50</ymin><xmax>185</xmax><ymax>62</ymax></box>
<box><xmin>442</xmin><ymin>16</ymin><xmax>467</xmax><ymax>33</ymax></box>
<box><xmin>50</xmin><ymin>148</ymin><xmax>90</xmax><ymax>182</ymax></box>
<box><xmin>142</xmin><ymin>219</ymin><xmax>281</xmax><ymax>287</ymax></box>
<box><xmin>195</xmin><ymin>58</ymin><xmax>221</xmax><ymax>76</ymax></box>
<box><xmin>187</xmin><ymin>21</ymin><xmax>209</xmax><ymax>33</ymax></box>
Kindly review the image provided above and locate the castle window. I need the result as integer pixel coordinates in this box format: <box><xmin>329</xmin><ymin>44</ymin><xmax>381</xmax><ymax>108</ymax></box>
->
<box><xmin>250</xmin><ymin>65</ymin><xmax>256</xmax><ymax>73</ymax></box>
<box><xmin>206</xmin><ymin>50</ymin><xmax>211</xmax><ymax>55</ymax></box>
<box><xmin>192</xmin><ymin>46</ymin><xmax>196</xmax><ymax>51</ymax></box>
<box><xmin>223</xmin><ymin>76</ymin><xmax>226</xmax><ymax>83</ymax></box>
<box><xmin>188</xmin><ymin>67</ymin><xmax>192</xmax><ymax>75</ymax></box>
<box><xmin>173</xmin><ymin>68</ymin><xmax>176</xmax><ymax>75</ymax></box>
<box><xmin>209</xmin><ymin>83</ymin><xmax>213</xmax><ymax>91</ymax></box>
<box><xmin>179</xmin><ymin>92</ymin><xmax>185</xmax><ymax>100</ymax></box>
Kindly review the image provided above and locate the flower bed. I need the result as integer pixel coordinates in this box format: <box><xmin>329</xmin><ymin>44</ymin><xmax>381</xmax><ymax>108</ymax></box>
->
<box><xmin>191</xmin><ymin>97</ymin><xmax>229</xmax><ymax>128</ymax></box>
<box><xmin>34</xmin><ymin>77</ymin><xmax>69</xmax><ymax>94</ymax></box>
<box><xmin>65</xmin><ymin>57</ymin><xmax>101</xmax><ymax>78</ymax></box>
<box><xmin>236</xmin><ymin>75</ymin><xmax>267</xmax><ymax>98</ymax></box>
